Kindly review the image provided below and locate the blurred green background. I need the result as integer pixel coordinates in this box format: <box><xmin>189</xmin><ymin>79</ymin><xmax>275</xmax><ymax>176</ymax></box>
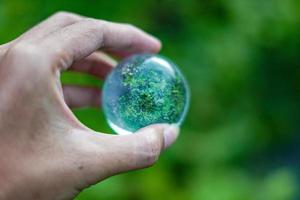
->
<box><xmin>1</xmin><ymin>0</ymin><xmax>300</xmax><ymax>199</ymax></box>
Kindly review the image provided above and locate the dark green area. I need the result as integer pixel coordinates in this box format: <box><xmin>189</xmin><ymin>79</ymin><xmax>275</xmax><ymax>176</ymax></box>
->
<box><xmin>1</xmin><ymin>0</ymin><xmax>300</xmax><ymax>199</ymax></box>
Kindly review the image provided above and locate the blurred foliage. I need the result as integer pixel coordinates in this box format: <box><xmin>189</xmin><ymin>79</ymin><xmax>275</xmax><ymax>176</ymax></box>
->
<box><xmin>1</xmin><ymin>0</ymin><xmax>300</xmax><ymax>199</ymax></box>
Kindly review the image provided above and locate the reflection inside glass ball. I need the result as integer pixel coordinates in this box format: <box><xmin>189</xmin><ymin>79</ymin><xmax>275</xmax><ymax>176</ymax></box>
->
<box><xmin>102</xmin><ymin>54</ymin><xmax>190</xmax><ymax>135</ymax></box>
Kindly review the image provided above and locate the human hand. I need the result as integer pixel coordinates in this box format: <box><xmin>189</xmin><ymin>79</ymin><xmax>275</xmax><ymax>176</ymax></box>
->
<box><xmin>0</xmin><ymin>11</ymin><xmax>179</xmax><ymax>200</ymax></box>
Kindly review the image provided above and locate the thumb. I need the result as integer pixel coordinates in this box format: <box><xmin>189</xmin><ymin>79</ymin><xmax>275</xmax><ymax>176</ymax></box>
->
<box><xmin>106</xmin><ymin>124</ymin><xmax>179</xmax><ymax>173</ymax></box>
<box><xmin>114</xmin><ymin>123</ymin><xmax>180</xmax><ymax>171</ymax></box>
<box><xmin>76</xmin><ymin>124</ymin><xmax>179</xmax><ymax>187</ymax></box>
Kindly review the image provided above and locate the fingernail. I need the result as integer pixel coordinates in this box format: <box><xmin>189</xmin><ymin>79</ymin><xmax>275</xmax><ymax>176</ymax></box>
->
<box><xmin>163</xmin><ymin>124</ymin><xmax>179</xmax><ymax>149</ymax></box>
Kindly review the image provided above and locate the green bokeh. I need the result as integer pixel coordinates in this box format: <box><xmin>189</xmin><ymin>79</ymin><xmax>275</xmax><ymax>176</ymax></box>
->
<box><xmin>1</xmin><ymin>0</ymin><xmax>300</xmax><ymax>199</ymax></box>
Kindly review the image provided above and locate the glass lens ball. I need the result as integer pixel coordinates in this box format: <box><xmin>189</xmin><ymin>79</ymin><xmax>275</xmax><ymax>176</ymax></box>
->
<box><xmin>102</xmin><ymin>54</ymin><xmax>190</xmax><ymax>135</ymax></box>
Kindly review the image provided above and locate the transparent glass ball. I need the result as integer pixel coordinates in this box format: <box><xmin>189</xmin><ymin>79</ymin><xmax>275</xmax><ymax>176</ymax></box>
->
<box><xmin>102</xmin><ymin>54</ymin><xmax>190</xmax><ymax>135</ymax></box>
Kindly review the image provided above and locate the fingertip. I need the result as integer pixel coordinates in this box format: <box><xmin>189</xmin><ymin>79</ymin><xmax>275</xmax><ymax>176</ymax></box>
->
<box><xmin>134</xmin><ymin>29</ymin><xmax>162</xmax><ymax>54</ymax></box>
<box><xmin>163</xmin><ymin>124</ymin><xmax>179</xmax><ymax>149</ymax></box>
<box><xmin>148</xmin><ymin>35</ymin><xmax>162</xmax><ymax>53</ymax></box>
<box><xmin>137</xmin><ymin>123</ymin><xmax>179</xmax><ymax>150</ymax></box>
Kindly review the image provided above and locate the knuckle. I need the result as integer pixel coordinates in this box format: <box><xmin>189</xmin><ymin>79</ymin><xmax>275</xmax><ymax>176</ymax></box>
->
<box><xmin>53</xmin><ymin>11</ymin><xmax>78</xmax><ymax>22</ymax></box>
<box><xmin>81</xmin><ymin>18</ymin><xmax>108</xmax><ymax>33</ymax></box>
<box><xmin>124</xmin><ymin>23</ymin><xmax>137</xmax><ymax>31</ymax></box>
<box><xmin>53</xmin><ymin>11</ymin><xmax>68</xmax><ymax>17</ymax></box>
<box><xmin>79</xmin><ymin>18</ymin><xmax>107</xmax><ymax>43</ymax></box>
<box><xmin>53</xmin><ymin>11</ymin><xmax>71</xmax><ymax>16</ymax></box>
<box><xmin>81</xmin><ymin>18</ymin><xmax>102</xmax><ymax>26</ymax></box>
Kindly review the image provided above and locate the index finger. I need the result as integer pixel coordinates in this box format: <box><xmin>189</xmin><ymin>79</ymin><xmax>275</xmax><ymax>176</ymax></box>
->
<box><xmin>40</xmin><ymin>18</ymin><xmax>162</xmax><ymax>70</ymax></box>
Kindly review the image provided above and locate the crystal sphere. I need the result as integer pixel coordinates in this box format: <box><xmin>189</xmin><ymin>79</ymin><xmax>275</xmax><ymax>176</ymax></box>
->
<box><xmin>102</xmin><ymin>54</ymin><xmax>190</xmax><ymax>135</ymax></box>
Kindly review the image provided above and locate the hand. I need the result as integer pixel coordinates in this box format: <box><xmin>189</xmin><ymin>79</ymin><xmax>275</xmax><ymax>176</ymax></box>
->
<box><xmin>0</xmin><ymin>11</ymin><xmax>179</xmax><ymax>200</ymax></box>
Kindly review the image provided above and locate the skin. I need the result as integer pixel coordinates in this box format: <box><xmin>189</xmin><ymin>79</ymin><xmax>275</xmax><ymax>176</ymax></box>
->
<box><xmin>0</xmin><ymin>11</ymin><xmax>179</xmax><ymax>200</ymax></box>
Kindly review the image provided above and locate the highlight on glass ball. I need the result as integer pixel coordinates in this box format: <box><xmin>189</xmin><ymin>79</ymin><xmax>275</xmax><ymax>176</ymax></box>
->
<box><xmin>102</xmin><ymin>54</ymin><xmax>190</xmax><ymax>135</ymax></box>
